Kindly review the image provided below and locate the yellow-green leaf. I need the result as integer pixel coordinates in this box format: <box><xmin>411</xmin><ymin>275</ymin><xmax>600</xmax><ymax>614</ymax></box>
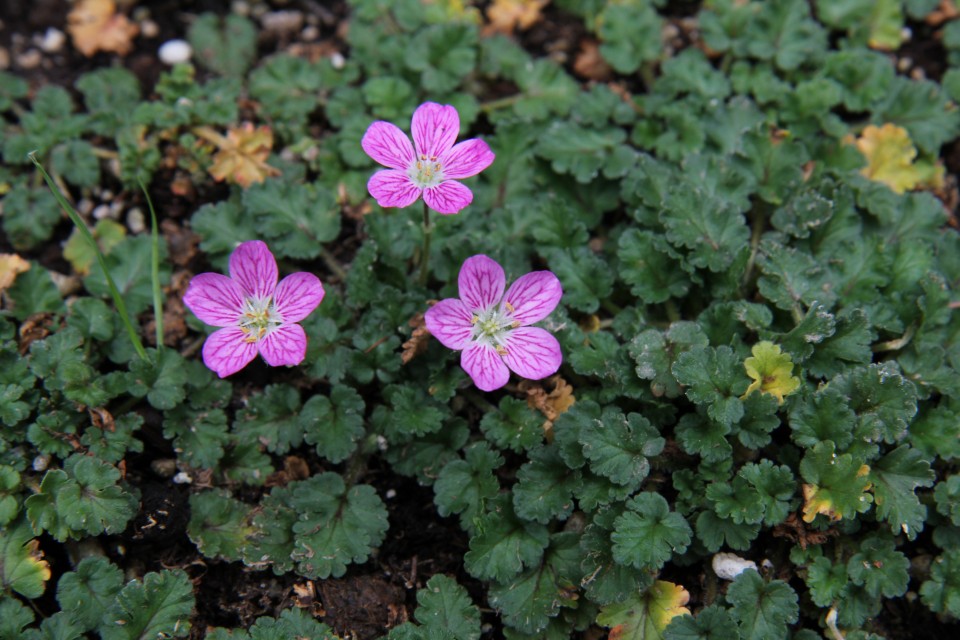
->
<box><xmin>854</xmin><ymin>123</ymin><xmax>945</xmax><ymax>194</ymax></box>
<box><xmin>597</xmin><ymin>580</ymin><xmax>691</xmax><ymax>640</ymax></box>
<box><xmin>63</xmin><ymin>218</ymin><xmax>126</xmax><ymax>276</ymax></box>
<box><xmin>741</xmin><ymin>341</ymin><xmax>800</xmax><ymax>405</ymax></box>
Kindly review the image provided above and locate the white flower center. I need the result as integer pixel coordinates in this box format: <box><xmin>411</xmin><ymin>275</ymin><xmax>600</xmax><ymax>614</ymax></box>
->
<box><xmin>238</xmin><ymin>297</ymin><xmax>283</xmax><ymax>343</ymax></box>
<box><xmin>409</xmin><ymin>154</ymin><xmax>444</xmax><ymax>189</ymax></box>
<box><xmin>470</xmin><ymin>302</ymin><xmax>520</xmax><ymax>356</ymax></box>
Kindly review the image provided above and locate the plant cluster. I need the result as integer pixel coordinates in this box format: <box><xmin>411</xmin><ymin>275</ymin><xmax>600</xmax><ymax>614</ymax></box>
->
<box><xmin>2</xmin><ymin>0</ymin><xmax>960</xmax><ymax>638</ymax></box>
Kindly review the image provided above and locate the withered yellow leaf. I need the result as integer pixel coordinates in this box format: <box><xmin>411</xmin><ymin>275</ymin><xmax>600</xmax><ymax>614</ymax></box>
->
<box><xmin>802</xmin><ymin>464</ymin><xmax>872</xmax><ymax>523</ymax></box>
<box><xmin>854</xmin><ymin>123</ymin><xmax>944</xmax><ymax>194</ymax></box>
<box><xmin>741</xmin><ymin>341</ymin><xmax>800</xmax><ymax>405</ymax></box>
<box><xmin>0</xmin><ymin>253</ymin><xmax>30</xmax><ymax>294</ymax></box>
<box><xmin>67</xmin><ymin>0</ymin><xmax>139</xmax><ymax>57</ymax></box>
<box><xmin>198</xmin><ymin>123</ymin><xmax>281</xmax><ymax>188</ymax></box>
<box><xmin>486</xmin><ymin>0</ymin><xmax>550</xmax><ymax>35</ymax></box>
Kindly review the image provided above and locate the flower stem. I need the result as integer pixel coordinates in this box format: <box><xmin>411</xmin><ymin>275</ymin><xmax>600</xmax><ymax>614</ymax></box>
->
<box><xmin>419</xmin><ymin>200</ymin><xmax>432</xmax><ymax>286</ymax></box>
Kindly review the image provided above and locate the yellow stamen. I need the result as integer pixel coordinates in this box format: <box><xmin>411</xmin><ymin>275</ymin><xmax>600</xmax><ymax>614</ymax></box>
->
<box><xmin>505</xmin><ymin>301</ymin><xmax>515</xmax><ymax>313</ymax></box>
<box><xmin>495</xmin><ymin>345</ymin><xmax>508</xmax><ymax>356</ymax></box>
<box><xmin>471</xmin><ymin>315</ymin><xmax>479</xmax><ymax>324</ymax></box>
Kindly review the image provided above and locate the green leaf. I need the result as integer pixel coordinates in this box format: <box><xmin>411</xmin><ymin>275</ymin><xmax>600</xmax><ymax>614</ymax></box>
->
<box><xmin>187</xmin><ymin>490</ymin><xmax>254</xmax><ymax>562</ymax></box>
<box><xmin>869</xmin><ymin>445</ymin><xmax>935</xmax><ymax>540</ymax></box>
<box><xmin>664</xmin><ymin>605</ymin><xmax>739</xmax><ymax>640</ymax></box>
<box><xmin>726</xmin><ymin>571</ymin><xmax>799</xmax><ymax>640</ymax></box>
<box><xmin>434</xmin><ymin>442</ymin><xmax>502</xmax><ymax>534</ymax></box>
<box><xmin>597</xmin><ymin>580</ymin><xmax>692</xmax><ymax>640</ymax></box>
<box><xmin>510</xmin><ymin>60</ymin><xmax>578</xmax><ymax>121</ymax></box>
<box><xmin>789</xmin><ymin>386</ymin><xmax>857</xmax><ymax>450</ymax></box>
<box><xmin>464</xmin><ymin>495</ymin><xmax>549</xmax><ymax>582</ymax></box>
<box><xmin>806</xmin><ymin>555</ymin><xmax>848</xmax><ymax>607</ymax></box>
<box><xmin>76</xmin><ymin>68</ymin><xmax>141</xmax><ymax>135</ymax></box>
<box><xmin>233</xmin><ymin>384</ymin><xmax>308</xmax><ymax>454</ymax></box>
<box><xmin>0</xmin><ymin>595</ymin><xmax>35</xmax><ymax>639</ymax></box>
<box><xmin>799</xmin><ymin>442</ymin><xmax>873</xmax><ymax>524</ymax></box>
<box><xmin>289</xmin><ymin>473</ymin><xmax>389</xmax><ymax>579</ymax></box>
<box><xmin>81</xmin><ymin>413</ymin><xmax>144</xmax><ymax>466</ymax></box>
<box><xmin>163</xmin><ymin>407</ymin><xmax>229</xmax><ymax>469</ymax></box>
<box><xmin>873</xmin><ymin>76</ymin><xmax>960</xmax><ymax>154</ymax></box>
<box><xmin>83</xmin><ymin>236</ymin><xmax>171</xmax><ymax>316</ymax></box>
<box><xmin>242</xmin><ymin>181</ymin><xmax>340</xmax><ymax>260</ymax></box>
<box><xmin>846</xmin><ymin>535</ymin><xmax>909</xmax><ymax>598</ymax></box>
<box><xmin>672</xmin><ymin>346</ymin><xmax>749</xmax><ymax>428</ymax></box>
<box><xmin>611</xmin><ymin>492</ymin><xmax>692</xmax><ymax>571</ymax></box>
<box><xmin>746</xmin><ymin>0</ymin><xmax>827</xmax><ymax>71</ymax></box>
<box><xmin>512</xmin><ymin>446</ymin><xmax>578</xmax><ymax>524</ymax></box>
<box><xmin>831</xmin><ymin>363</ymin><xmax>918</xmax><ymax>445</ymax></box>
<box><xmin>5</xmin><ymin>261</ymin><xmax>65</xmax><ymax>320</ymax></box>
<box><xmin>738</xmin><ymin>460</ymin><xmax>794</xmax><ymax>526</ymax></box>
<box><xmin>659</xmin><ymin>187</ymin><xmax>749</xmax><ymax>274</ymax></box>
<box><xmin>675</xmin><ymin>413</ymin><xmax>732</xmax><ymax>463</ymax></box>
<box><xmin>125</xmin><ymin>348</ymin><xmax>187</xmax><ymax>410</ymax></box>
<box><xmin>56</xmin><ymin>557</ymin><xmax>123</xmax><ymax>632</ymax></box>
<box><xmin>629</xmin><ymin>322</ymin><xmax>709</xmax><ymax>399</ymax></box>
<box><xmin>188</xmin><ymin>13</ymin><xmax>257</xmax><ymax>78</ymax></box>
<box><xmin>60</xmin><ymin>455</ymin><xmax>138</xmax><ymax>538</ymax></box>
<box><xmin>1</xmin><ymin>185</ymin><xmax>61</xmax><ymax>251</ymax></box>
<box><xmin>935</xmin><ymin>475</ymin><xmax>960</xmax><ymax>526</ymax></box>
<box><xmin>920</xmin><ymin>549</ymin><xmax>960</xmax><ymax>617</ymax></box>
<box><xmin>191</xmin><ymin>201</ymin><xmax>259</xmax><ymax>263</ymax></box>
<box><xmin>597</xmin><ymin>3</ymin><xmax>663</xmax><ymax>72</ymax></box>
<box><xmin>580</xmin><ymin>411</ymin><xmax>664</xmax><ymax>490</ymax></box>
<box><xmin>487</xmin><ymin>532</ymin><xmax>581</xmax><ymax>635</ymax></box>
<box><xmin>404</xmin><ymin>24</ymin><xmax>477</xmax><ymax>93</ymax></box>
<box><xmin>706</xmin><ymin>476</ymin><xmax>764</xmax><ymax>525</ymax></box>
<box><xmin>695</xmin><ymin>509</ymin><xmax>761</xmax><ymax>552</ymax></box>
<box><xmin>617</xmin><ymin>229</ymin><xmax>690</xmax><ymax>304</ymax></box>
<box><xmin>543</xmin><ymin>247</ymin><xmax>614</xmax><ymax>314</ymax></box>
<box><xmin>806</xmin><ymin>309</ymin><xmax>874</xmax><ymax>378</ymax></box>
<box><xmin>536</xmin><ymin>122</ymin><xmax>632</xmax><ymax>183</ymax></box>
<box><xmin>302</xmin><ymin>385</ymin><xmax>366</xmax><ymax>464</ymax></box>
<box><xmin>0</xmin><ymin>519</ymin><xmax>51</xmax><ymax>599</ymax></box>
<box><xmin>377</xmin><ymin>384</ymin><xmax>448</xmax><ymax>441</ymax></box>
<box><xmin>412</xmin><ymin>574</ymin><xmax>481</xmax><ymax>640</ymax></box>
<box><xmin>756</xmin><ymin>241</ymin><xmax>831</xmax><ymax>312</ymax></box>
<box><xmin>101</xmin><ymin>569</ymin><xmax>194</xmax><ymax>640</ymax></box>
<box><xmin>479</xmin><ymin>396</ymin><xmax>544</xmax><ymax>453</ymax></box>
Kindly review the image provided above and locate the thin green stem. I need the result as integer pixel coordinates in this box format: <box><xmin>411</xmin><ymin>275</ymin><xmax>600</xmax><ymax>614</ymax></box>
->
<box><xmin>419</xmin><ymin>200</ymin><xmax>432</xmax><ymax>286</ymax></box>
<box><xmin>139</xmin><ymin>178</ymin><xmax>164</xmax><ymax>350</ymax></box>
<box><xmin>740</xmin><ymin>203</ymin><xmax>767</xmax><ymax>294</ymax></box>
<box><xmin>31</xmin><ymin>154</ymin><xmax>148</xmax><ymax>361</ymax></box>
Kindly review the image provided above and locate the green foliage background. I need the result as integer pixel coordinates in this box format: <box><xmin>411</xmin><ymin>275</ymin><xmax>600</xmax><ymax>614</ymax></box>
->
<box><xmin>2</xmin><ymin>0</ymin><xmax>960</xmax><ymax>638</ymax></box>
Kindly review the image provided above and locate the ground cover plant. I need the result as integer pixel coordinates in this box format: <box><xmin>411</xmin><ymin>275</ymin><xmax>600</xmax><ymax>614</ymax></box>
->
<box><xmin>2</xmin><ymin>0</ymin><xmax>960</xmax><ymax>638</ymax></box>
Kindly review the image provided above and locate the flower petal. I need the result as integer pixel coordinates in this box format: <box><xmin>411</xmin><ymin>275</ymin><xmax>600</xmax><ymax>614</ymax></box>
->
<box><xmin>501</xmin><ymin>327</ymin><xmax>562</xmax><ymax>381</ymax></box>
<box><xmin>502</xmin><ymin>270</ymin><xmax>563</xmax><ymax>325</ymax></box>
<box><xmin>462</xmin><ymin>342</ymin><xmax>510</xmax><ymax>392</ymax></box>
<box><xmin>440</xmin><ymin>139</ymin><xmax>495</xmax><ymax>179</ymax></box>
<box><xmin>411</xmin><ymin>102</ymin><xmax>459</xmax><ymax>160</ymax></box>
<box><xmin>183</xmin><ymin>272</ymin><xmax>244</xmax><ymax>327</ymax></box>
<box><xmin>202</xmin><ymin>326</ymin><xmax>258</xmax><ymax>378</ymax></box>
<box><xmin>274</xmin><ymin>272</ymin><xmax>325</xmax><ymax>323</ymax></box>
<box><xmin>258</xmin><ymin>324</ymin><xmax>308</xmax><ymax>367</ymax></box>
<box><xmin>361</xmin><ymin>121</ymin><xmax>415</xmax><ymax>170</ymax></box>
<box><xmin>424</xmin><ymin>298</ymin><xmax>473</xmax><ymax>350</ymax></box>
<box><xmin>423</xmin><ymin>180</ymin><xmax>473</xmax><ymax>214</ymax></box>
<box><xmin>368</xmin><ymin>169</ymin><xmax>422</xmax><ymax>209</ymax></box>
<box><xmin>458</xmin><ymin>254</ymin><xmax>505</xmax><ymax>313</ymax></box>
<box><xmin>229</xmin><ymin>240</ymin><xmax>278</xmax><ymax>300</ymax></box>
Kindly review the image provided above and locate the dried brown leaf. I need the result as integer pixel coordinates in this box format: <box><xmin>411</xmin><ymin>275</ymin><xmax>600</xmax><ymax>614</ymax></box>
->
<box><xmin>485</xmin><ymin>0</ymin><xmax>550</xmax><ymax>35</ymax></box>
<box><xmin>67</xmin><ymin>0</ymin><xmax>139</xmax><ymax>57</ymax></box>
<box><xmin>196</xmin><ymin>123</ymin><xmax>281</xmax><ymax>188</ymax></box>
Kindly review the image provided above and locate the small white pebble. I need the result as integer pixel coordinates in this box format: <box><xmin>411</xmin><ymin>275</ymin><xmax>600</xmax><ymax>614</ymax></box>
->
<box><xmin>92</xmin><ymin>204</ymin><xmax>113</xmax><ymax>220</ymax></box>
<box><xmin>385</xmin><ymin>489</ymin><xmax>397</xmax><ymax>499</ymax></box>
<box><xmin>109</xmin><ymin>201</ymin><xmax>124</xmax><ymax>218</ymax></box>
<box><xmin>38</xmin><ymin>28</ymin><xmax>65</xmax><ymax>53</ymax></box>
<box><xmin>712</xmin><ymin>552</ymin><xmax>758</xmax><ymax>581</ymax></box>
<box><xmin>158</xmin><ymin>39</ymin><xmax>192</xmax><ymax>65</ymax></box>
<box><xmin>330</xmin><ymin>51</ymin><xmax>345</xmax><ymax>69</ymax></box>
<box><xmin>15</xmin><ymin>48</ymin><xmax>41</xmax><ymax>70</ymax></box>
<box><xmin>32</xmin><ymin>453</ymin><xmax>51</xmax><ymax>472</ymax></box>
<box><xmin>141</xmin><ymin>19</ymin><xmax>160</xmax><ymax>39</ymax></box>
<box><xmin>127</xmin><ymin>207</ymin><xmax>145</xmax><ymax>234</ymax></box>
<box><xmin>261</xmin><ymin>10</ymin><xmax>303</xmax><ymax>35</ymax></box>
<box><xmin>376</xmin><ymin>435</ymin><xmax>388</xmax><ymax>452</ymax></box>
<box><xmin>76</xmin><ymin>198</ymin><xmax>94</xmax><ymax>216</ymax></box>
<box><xmin>172</xmin><ymin>471</ymin><xmax>193</xmax><ymax>484</ymax></box>
<box><xmin>301</xmin><ymin>25</ymin><xmax>319</xmax><ymax>41</ymax></box>
<box><xmin>232</xmin><ymin>0</ymin><xmax>251</xmax><ymax>16</ymax></box>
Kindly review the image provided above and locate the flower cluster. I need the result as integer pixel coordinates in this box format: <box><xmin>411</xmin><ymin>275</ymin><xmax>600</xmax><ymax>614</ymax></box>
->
<box><xmin>185</xmin><ymin>102</ymin><xmax>563</xmax><ymax>390</ymax></box>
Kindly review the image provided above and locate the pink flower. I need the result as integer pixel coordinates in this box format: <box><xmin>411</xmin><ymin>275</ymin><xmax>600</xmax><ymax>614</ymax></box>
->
<box><xmin>424</xmin><ymin>255</ymin><xmax>563</xmax><ymax>391</ymax></box>
<box><xmin>182</xmin><ymin>241</ymin><xmax>325</xmax><ymax>378</ymax></box>
<box><xmin>361</xmin><ymin>102</ymin><xmax>495</xmax><ymax>215</ymax></box>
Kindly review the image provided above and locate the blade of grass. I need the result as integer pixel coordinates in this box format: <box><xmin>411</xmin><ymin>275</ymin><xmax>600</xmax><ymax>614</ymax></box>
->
<box><xmin>139</xmin><ymin>178</ymin><xmax>164</xmax><ymax>350</ymax></box>
<box><xmin>30</xmin><ymin>152</ymin><xmax>149</xmax><ymax>362</ymax></box>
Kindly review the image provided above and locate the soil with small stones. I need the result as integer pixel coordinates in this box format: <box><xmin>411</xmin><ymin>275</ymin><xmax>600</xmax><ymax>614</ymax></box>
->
<box><xmin>2</xmin><ymin>1</ymin><xmax>960</xmax><ymax>638</ymax></box>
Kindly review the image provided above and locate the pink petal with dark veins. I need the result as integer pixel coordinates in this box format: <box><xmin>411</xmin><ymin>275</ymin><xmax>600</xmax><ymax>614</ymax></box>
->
<box><xmin>202</xmin><ymin>326</ymin><xmax>258</xmax><ymax>378</ymax></box>
<box><xmin>461</xmin><ymin>342</ymin><xmax>510</xmax><ymax>391</ymax></box>
<box><xmin>183</xmin><ymin>272</ymin><xmax>245</xmax><ymax>327</ymax></box>
<box><xmin>424</xmin><ymin>298</ymin><xmax>473</xmax><ymax>350</ymax></box>
<box><xmin>458</xmin><ymin>255</ymin><xmax>505</xmax><ymax>313</ymax></box>
<box><xmin>501</xmin><ymin>327</ymin><xmax>562</xmax><ymax>381</ymax></box>
<box><xmin>229</xmin><ymin>240</ymin><xmax>278</xmax><ymax>300</ymax></box>
<box><xmin>502</xmin><ymin>270</ymin><xmax>562</xmax><ymax>326</ymax></box>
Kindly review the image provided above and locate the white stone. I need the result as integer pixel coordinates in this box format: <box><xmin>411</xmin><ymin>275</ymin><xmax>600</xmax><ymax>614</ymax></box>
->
<box><xmin>141</xmin><ymin>19</ymin><xmax>160</xmax><ymax>39</ymax></box>
<box><xmin>712</xmin><ymin>552</ymin><xmax>758</xmax><ymax>581</ymax></box>
<box><xmin>32</xmin><ymin>454</ymin><xmax>51</xmax><ymax>472</ymax></box>
<box><xmin>92</xmin><ymin>204</ymin><xmax>113</xmax><ymax>220</ymax></box>
<box><xmin>330</xmin><ymin>51</ymin><xmax>345</xmax><ymax>69</ymax></box>
<box><xmin>127</xmin><ymin>207</ymin><xmax>145</xmax><ymax>234</ymax></box>
<box><xmin>172</xmin><ymin>471</ymin><xmax>193</xmax><ymax>484</ymax></box>
<box><xmin>39</xmin><ymin>28</ymin><xmax>66</xmax><ymax>53</ymax></box>
<box><xmin>158</xmin><ymin>39</ymin><xmax>192</xmax><ymax>65</ymax></box>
